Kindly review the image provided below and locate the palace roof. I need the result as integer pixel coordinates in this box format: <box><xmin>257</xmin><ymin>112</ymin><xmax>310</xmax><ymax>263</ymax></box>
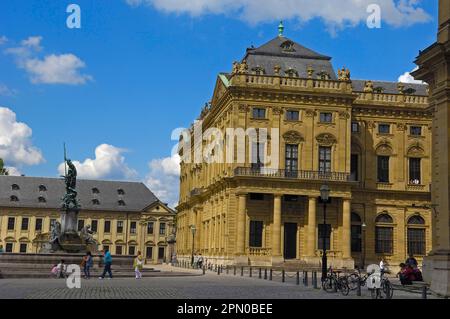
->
<box><xmin>0</xmin><ymin>176</ymin><xmax>164</xmax><ymax>212</ymax></box>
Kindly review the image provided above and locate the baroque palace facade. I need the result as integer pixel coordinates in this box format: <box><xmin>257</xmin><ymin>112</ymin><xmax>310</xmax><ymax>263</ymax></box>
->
<box><xmin>0</xmin><ymin>176</ymin><xmax>175</xmax><ymax>264</ymax></box>
<box><xmin>176</xmin><ymin>26</ymin><xmax>433</xmax><ymax>269</ymax></box>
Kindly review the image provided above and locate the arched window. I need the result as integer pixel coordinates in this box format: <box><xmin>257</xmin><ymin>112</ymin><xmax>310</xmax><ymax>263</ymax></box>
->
<box><xmin>39</xmin><ymin>185</ymin><xmax>47</xmax><ymax>192</ymax></box>
<box><xmin>38</xmin><ymin>196</ymin><xmax>46</xmax><ymax>203</ymax></box>
<box><xmin>407</xmin><ymin>215</ymin><xmax>426</xmax><ymax>256</ymax></box>
<box><xmin>375</xmin><ymin>213</ymin><xmax>393</xmax><ymax>254</ymax></box>
<box><xmin>117</xmin><ymin>189</ymin><xmax>125</xmax><ymax>195</ymax></box>
<box><xmin>351</xmin><ymin>213</ymin><xmax>362</xmax><ymax>252</ymax></box>
<box><xmin>118</xmin><ymin>200</ymin><xmax>126</xmax><ymax>206</ymax></box>
<box><xmin>10</xmin><ymin>195</ymin><xmax>19</xmax><ymax>202</ymax></box>
<box><xmin>11</xmin><ymin>184</ymin><xmax>20</xmax><ymax>191</ymax></box>
<box><xmin>92</xmin><ymin>199</ymin><xmax>100</xmax><ymax>205</ymax></box>
<box><xmin>92</xmin><ymin>188</ymin><xmax>100</xmax><ymax>194</ymax></box>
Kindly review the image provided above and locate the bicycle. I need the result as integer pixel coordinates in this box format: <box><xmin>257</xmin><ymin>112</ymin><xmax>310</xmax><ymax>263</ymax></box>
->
<box><xmin>370</xmin><ymin>272</ymin><xmax>394</xmax><ymax>299</ymax></box>
<box><xmin>322</xmin><ymin>270</ymin><xmax>350</xmax><ymax>296</ymax></box>
<box><xmin>347</xmin><ymin>267</ymin><xmax>372</xmax><ymax>291</ymax></box>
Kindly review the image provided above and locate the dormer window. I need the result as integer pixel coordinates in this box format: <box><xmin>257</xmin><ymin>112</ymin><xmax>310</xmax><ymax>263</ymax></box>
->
<box><xmin>317</xmin><ymin>71</ymin><xmax>330</xmax><ymax>80</ymax></box>
<box><xmin>117</xmin><ymin>189</ymin><xmax>125</xmax><ymax>195</ymax></box>
<box><xmin>280</xmin><ymin>40</ymin><xmax>295</xmax><ymax>52</ymax></box>
<box><xmin>251</xmin><ymin>66</ymin><xmax>266</xmax><ymax>75</ymax></box>
<box><xmin>118</xmin><ymin>200</ymin><xmax>126</xmax><ymax>206</ymax></box>
<box><xmin>39</xmin><ymin>185</ymin><xmax>47</xmax><ymax>192</ymax></box>
<box><xmin>92</xmin><ymin>188</ymin><xmax>100</xmax><ymax>194</ymax></box>
<box><xmin>38</xmin><ymin>196</ymin><xmax>46</xmax><ymax>203</ymax></box>
<box><xmin>285</xmin><ymin>68</ymin><xmax>299</xmax><ymax>77</ymax></box>
<box><xmin>10</xmin><ymin>195</ymin><xmax>19</xmax><ymax>202</ymax></box>
<box><xmin>11</xmin><ymin>184</ymin><xmax>20</xmax><ymax>191</ymax></box>
<box><xmin>92</xmin><ymin>199</ymin><xmax>100</xmax><ymax>205</ymax></box>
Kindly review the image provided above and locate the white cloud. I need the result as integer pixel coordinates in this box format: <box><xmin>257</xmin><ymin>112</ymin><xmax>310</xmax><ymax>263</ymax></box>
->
<box><xmin>0</xmin><ymin>106</ymin><xmax>45</xmax><ymax>167</ymax></box>
<box><xmin>5</xmin><ymin>36</ymin><xmax>92</xmax><ymax>85</ymax></box>
<box><xmin>57</xmin><ymin>144</ymin><xmax>138</xmax><ymax>180</ymax></box>
<box><xmin>126</xmin><ymin>0</ymin><xmax>430</xmax><ymax>30</ymax></box>
<box><xmin>5</xmin><ymin>166</ymin><xmax>22</xmax><ymax>176</ymax></box>
<box><xmin>145</xmin><ymin>153</ymin><xmax>180</xmax><ymax>208</ymax></box>
<box><xmin>0</xmin><ymin>36</ymin><xmax>8</xmax><ymax>45</ymax></box>
<box><xmin>0</xmin><ymin>84</ymin><xmax>17</xmax><ymax>96</ymax></box>
<box><xmin>398</xmin><ymin>67</ymin><xmax>424</xmax><ymax>84</ymax></box>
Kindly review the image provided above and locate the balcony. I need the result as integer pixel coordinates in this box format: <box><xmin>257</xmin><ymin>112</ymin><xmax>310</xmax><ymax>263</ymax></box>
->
<box><xmin>233</xmin><ymin>167</ymin><xmax>350</xmax><ymax>182</ymax></box>
<box><xmin>247</xmin><ymin>247</ymin><xmax>272</xmax><ymax>256</ymax></box>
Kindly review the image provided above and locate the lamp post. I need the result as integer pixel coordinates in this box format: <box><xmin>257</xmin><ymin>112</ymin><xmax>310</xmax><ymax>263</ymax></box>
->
<box><xmin>361</xmin><ymin>222</ymin><xmax>367</xmax><ymax>270</ymax></box>
<box><xmin>190</xmin><ymin>225</ymin><xmax>196</xmax><ymax>266</ymax></box>
<box><xmin>319</xmin><ymin>184</ymin><xmax>331</xmax><ymax>282</ymax></box>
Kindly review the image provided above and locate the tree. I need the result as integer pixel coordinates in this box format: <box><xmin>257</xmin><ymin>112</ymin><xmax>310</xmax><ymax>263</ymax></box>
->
<box><xmin>0</xmin><ymin>158</ymin><xmax>9</xmax><ymax>175</ymax></box>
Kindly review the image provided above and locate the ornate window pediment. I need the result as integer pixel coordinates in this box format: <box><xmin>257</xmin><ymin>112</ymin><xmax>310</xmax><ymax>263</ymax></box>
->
<box><xmin>376</xmin><ymin>142</ymin><xmax>393</xmax><ymax>156</ymax></box>
<box><xmin>407</xmin><ymin>143</ymin><xmax>425</xmax><ymax>157</ymax></box>
<box><xmin>283</xmin><ymin>131</ymin><xmax>304</xmax><ymax>144</ymax></box>
<box><xmin>316</xmin><ymin>133</ymin><xmax>337</xmax><ymax>146</ymax></box>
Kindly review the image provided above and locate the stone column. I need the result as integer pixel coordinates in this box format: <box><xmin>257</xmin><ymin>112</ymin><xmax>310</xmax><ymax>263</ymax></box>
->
<box><xmin>236</xmin><ymin>194</ymin><xmax>247</xmax><ymax>255</ymax></box>
<box><xmin>342</xmin><ymin>199</ymin><xmax>352</xmax><ymax>259</ymax></box>
<box><xmin>307</xmin><ymin>197</ymin><xmax>317</xmax><ymax>257</ymax></box>
<box><xmin>272</xmin><ymin>194</ymin><xmax>282</xmax><ymax>257</ymax></box>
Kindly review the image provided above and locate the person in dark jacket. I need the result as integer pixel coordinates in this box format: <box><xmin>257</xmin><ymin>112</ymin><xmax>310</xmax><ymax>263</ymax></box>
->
<box><xmin>99</xmin><ymin>249</ymin><xmax>113</xmax><ymax>279</ymax></box>
<box><xmin>82</xmin><ymin>252</ymin><xmax>94</xmax><ymax>279</ymax></box>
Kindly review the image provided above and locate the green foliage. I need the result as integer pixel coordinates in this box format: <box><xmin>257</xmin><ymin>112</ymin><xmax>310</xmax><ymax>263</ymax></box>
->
<box><xmin>0</xmin><ymin>158</ymin><xmax>9</xmax><ymax>175</ymax></box>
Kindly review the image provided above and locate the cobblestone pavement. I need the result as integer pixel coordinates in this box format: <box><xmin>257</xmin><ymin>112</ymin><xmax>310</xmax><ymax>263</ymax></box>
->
<box><xmin>0</xmin><ymin>266</ymin><xmax>437</xmax><ymax>299</ymax></box>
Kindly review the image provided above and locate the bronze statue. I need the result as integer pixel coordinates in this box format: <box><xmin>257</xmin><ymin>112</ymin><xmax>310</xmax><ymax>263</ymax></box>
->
<box><xmin>61</xmin><ymin>145</ymin><xmax>80</xmax><ymax>210</ymax></box>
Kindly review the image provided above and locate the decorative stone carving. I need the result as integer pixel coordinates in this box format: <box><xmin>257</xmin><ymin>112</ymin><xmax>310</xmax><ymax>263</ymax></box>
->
<box><xmin>338</xmin><ymin>67</ymin><xmax>351</xmax><ymax>81</ymax></box>
<box><xmin>304</xmin><ymin>109</ymin><xmax>316</xmax><ymax>117</ymax></box>
<box><xmin>307</xmin><ymin>66</ymin><xmax>314</xmax><ymax>78</ymax></box>
<box><xmin>363</xmin><ymin>81</ymin><xmax>374</xmax><ymax>93</ymax></box>
<box><xmin>316</xmin><ymin>133</ymin><xmax>337</xmax><ymax>146</ymax></box>
<box><xmin>238</xmin><ymin>104</ymin><xmax>249</xmax><ymax>113</ymax></box>
<box><xmin>397</xmin><ymin>83</ymin><xmax>405</xmax><ymax>94</ymax></box>
<box><xmin>338</xmin><ymin>111</ymin><xmax>350</xmax><ymax>119</ymax></box>
<box><xmin>283</xmin><ymin>131</ymin><xmax>304</xmax><ymax>144</ymax></box>
<box><xmin>238</xmin><ymin>60</ymin><xmax>248</xmax><ymax>74</ymax></box>
<box><xmin>366</xmin><ymin>121</ymin><xmax>376</xmax><ymax>129</ymax></box>
<box><xmin>407</xmin><ymin>143</ymin><xmax>425</xmax><ymax>157</ymax></box>
<box><xmin>274</xmin><ymin>65</ymin><xmax>281</xmax><ymax>76</ymax></box>
<box><xmin>272</xmin><ymin>107</ymin><xmax>283</xmax><ymax>115</ymax></box>
<box><xmin>232</xmin><ymin>61</ymin><xmax>239</xmax><ymax>75</ymax></box>
<box><xmin>376</xmin><ymin>142</ymin><xmax>393</xmax><ymax>156</ymax></box>
<box><xmin>396</xmin><ymin>123</ymin><xmax>407</xmax><ymax>131</ymax></box>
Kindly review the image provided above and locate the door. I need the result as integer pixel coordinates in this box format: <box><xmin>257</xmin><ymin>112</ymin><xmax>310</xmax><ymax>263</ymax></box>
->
<box><xmin>284</xmin><ymin>223</ymin><xmax>297</xmax><ymax>259</ymax></box>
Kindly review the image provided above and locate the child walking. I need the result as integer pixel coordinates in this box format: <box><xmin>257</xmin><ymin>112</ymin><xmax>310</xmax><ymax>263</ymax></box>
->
<box><xmin>134</xmin><ymin>251</ymin><xmax>144</xmax><ymax>279</ymax></box>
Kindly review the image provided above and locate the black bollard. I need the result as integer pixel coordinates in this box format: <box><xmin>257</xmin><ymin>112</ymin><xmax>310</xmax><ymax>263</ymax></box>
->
<box><xmin>203</xmin><ymin>266</ymin><xmax>206</xmax><ymax>275</ymax></box>
<box><xmin>259</xmin><ymin>268</ymin><xmax>262</xmax><ymax>279</ymax></box>
<box><xmin>234</xmin><ymin>266</ymin><xmax>236</xmax><ymax>276</ymax></box>
<box><xmin>313</xmin><ymin>272</ymin><xmax>318</xmax><ymax>289</ymax></box>
<box><xmin>357</xmin><ymin>277</ymin><xmax>361</xmax><ymax>296</ymax></box>
<box><xmin>305</xmin><ymin>271</ymin><xmax>309</xmax><ymax>287</ymax></box>
<box><xmin>241</xmin><ymin>266</ymin><xmax>244</xmax><ymax>276</ymax></box>
<box><xmin>264</xmin><ymin>269</ymin><xmax>268</xmax><ymax>280</ymax></box>
<box><xmin>250</xmin><ymin>267</ymin><xmax>252</xmax><ymax>277</ymax></box>
<box><xmin>422</xmin><ymin>286</ymin><xmax>428</xmax><ymax>300</ymax></box>
<box><xmin>226</xmin><ymin>266</ymin><xmax>229</xmax><ymax>275</ymax></box>
<box><xmin>217</xmin><ymin>266</ymin><xmax>221</xmax><ymax>275</ymax></box>
<box><xmin>282</xmin><ymin>270</ymin><xmax>285</xmax><ymax>283</ymax></box>
<box><xmin>270</xmin><ymin>269</ymin><xmax>273</xmax><ymax>281</ymax></box>
<box><xmin>296</xmin><ymin>272</ymin><xmax>300</xmax><ymax>285</ymax></box>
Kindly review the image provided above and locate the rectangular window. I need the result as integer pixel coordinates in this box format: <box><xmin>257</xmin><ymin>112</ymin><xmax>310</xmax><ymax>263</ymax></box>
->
<box><xmin>249</xmin><ymin>193</ymin><xmax>264</xmax><ymax>201</ymax></box>
<box><xmin>146</xmin><ymin>246</ymin><xmax>153</xmax><ymax>259</ymax></box>
<box><xmin>130</xmin><ymin>221</ymin><xmax>137</xmax><ymax>234</ymax></box>
<box><xmin>378</xmin><ymin>124</ymin><xmax>391</xmax><ymax>134</ymax></box>
<box><xmin>409</xmin><ymin>158</ymin><xmax>421</xmax><ymax>184</ymax></box>
<box><xmin>319</xmin><ymin>147</ymin><xmax>332</xmax><ymax>173</ymax></box>
<box><xmin>19</xmin><ymin>243</ymin><xmax>27</xmax><ymax>253</ymax></box>
<box><xmin>286</xmin><ymin>110</ymin><xmax>299</xmax><ymax>121</ymax></box>
<box><xmin>377</xmin><ymin>156</ymin><xmax>390</xmax><ymax>183</ymax></box>
<box><xmin>50</xmin><ymin>219</ymin><xmax>56</xmax><ymax>228</ymax></box>
<box><xmin>104</xmin><ymin>220</ymin><xmax>111</xmax><ymax>233</ymax></box>
<box><xmin>320</xmin><ymin>112</ymin><xmax>333</xmax><ymax>123</ymax></box>
<box><xmin>35</xmin><ymin>218</ymin><xmax>43</xmax><ymax>231</ymax></box>
<box><xmin>252</xmin><ymin>108</ymin><xmax>266</xmax><ymax>119</ymax></box>
<box><xmin>408</xmin><ymin>228</ymin><xmax>425</xmax><ymax>255</ymax></box>
<box><xmin>410</xmin><ymin>126</ymin><xmax>422</xmax><ymax>136</ymax></box>
<box><xmin>351</xmin><ymin>122</ymin><xmax>360</xmax><ymax>133</ymax></box>
<box><xmin>351</xmin><ymin>225</ymin><xmax>362</xmax><ymax>252</ymax></box>
<box><xmin>21</xmin><ymin>218</ymin><xmax>29</xmax><ymax>231</ymax></box>
<box><xmin>318</xmin><ymin>224</ymin><xmax>331</xmax><ymax>251</ymax></box>
<box><xmin>5</xmin><ymin>243</ymin><xmax>13</xmax><ymax>253</ymax></box>
<box><xmin>350</xmin><ymin>154</ymin><xmax>359</xmax><ymax>181</ymax></box>
<box><xmin>249</xmin><ymin>221</ymin><xmax>263</xmax><ymax>248</ymax></box>
<box><xmin>77</xmin><ymin>219</ymin><xmax>85</xmax><ymax>232</ymax></box>
<box><xmin>158</xmin><ymin>247</ymin><xmax>165</xmax><ymax>260</ymax></box>
<box><xmin>285</xmin><ymin>144</ymin><xmax>298</xmax><ymax>177</ymax></box>
<box><xmin>284</xmin><ymin>195</ymin><xmax>298</xmax><ymax>202</ymax></box>
<box><xmin>116</xmin><ymin>246</ymin><xmax>123</xmax><ymax>255</ymax></box>
<box><xmin>159</xmin><ymin>223</ymin><xmax>166</xmax><ymax>235</ymax></box>
<box><xmin>147</xmin><ymin>222</ymin><xmax>154</xmax><ymax>235</ymax></box>
<box><xmin>375</xmin><ymin>227</ymin><xmax>393</xmax><ymax>254</ymax></box>
<box><xmin>128</xmin><ymin>246</ymin><xmax>136</xmax><ymax>256</ymax></box>
<box><xmin>7</xmin><ymin>217</ymin><xmax>15</xmax><ymax>231</ymax></box>
<box><xmin>117</xmin><ymin>221</ymin><xmax>124</xmax><ymax>233</ymax></box>
<box><xmin>91</xmin><ymin>220</ymin><xmax>98</xmax><ymax>232</ymax></box>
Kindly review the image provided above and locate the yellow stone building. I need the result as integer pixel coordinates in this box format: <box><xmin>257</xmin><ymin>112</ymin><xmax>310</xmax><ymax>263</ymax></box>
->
<box><xmin>176</xmin><ymin>26</ymin><xmax>433</xmax><ymax>270</ymax></box>
<box><xmin>0</xmin><ymin>176</ymin><xmax>176</xmax><ymax>264</ymax></box>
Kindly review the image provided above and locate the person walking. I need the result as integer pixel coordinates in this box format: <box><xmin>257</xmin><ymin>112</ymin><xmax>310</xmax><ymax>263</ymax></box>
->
<box><xmin>133</xmin><ymin>251</ymin><xmax>144</xmax><ymax>279</ymax></box>
<box><xmin>82</xmin><ymin>252</ymin><xmax>93</xmax><ymax>279</ymax></box>
<box><xmin>99</xmin><ymin>249</ymin><xmax>113</xmax><ymax>279</ymax></box>
<box><xmin>197</xmin><ymin>254</ymin><xmax>204</xmax><ymax>269</ymax></box>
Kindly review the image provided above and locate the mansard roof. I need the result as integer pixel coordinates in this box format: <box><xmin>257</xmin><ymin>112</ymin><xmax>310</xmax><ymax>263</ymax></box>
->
<box><xmin>0</xmin><ymin>176</ymin><xmax>167</xmax><ymax>212</ymax></box>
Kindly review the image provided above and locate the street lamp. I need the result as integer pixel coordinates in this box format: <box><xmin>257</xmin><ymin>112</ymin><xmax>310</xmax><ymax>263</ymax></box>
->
<box><xmin>361</xmin><ymin>222</ymin><xmax>367</xmax><ymax>270</ymax></box>
<box><xmin>190</xmin><ymin>225</ymin><xmax>197</xmax><ymax>267</ymax></box>
<box><xmin>319</xmin><ymin>184</ymin><xmax>331</xmax><ymax>282</ymax></box>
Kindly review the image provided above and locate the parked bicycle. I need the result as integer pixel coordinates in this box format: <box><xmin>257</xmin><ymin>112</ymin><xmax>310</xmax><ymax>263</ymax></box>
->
<box><xmin>322</xmin><ymin>269</ymin><xmax>350</xmax><ymax>296</ymax></box>
<box><xmin>369</xmin><ymin>272</ymin><xmax>394</xmax><ymax>299</ymax></box>
<box><xmin>347</xmin><ymin>267</ymin><xmax>373</xmax><ymax>291</ymax></box>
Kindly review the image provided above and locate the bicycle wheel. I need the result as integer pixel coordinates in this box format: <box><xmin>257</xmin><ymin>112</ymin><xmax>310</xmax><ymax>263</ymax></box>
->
<box><xmin>338</xmin><ymin>277</ymin><xmax>350</xmax><ymax>296</ymax></box>
<box><xmin>322</xmin><ymin>276</ymin><xmax>335</xmax><ymax>293</ymax></box>
<box><xmin>370</xmin><ymin>288</ymin><xmax>380</xmax><ymax>299</ymax></box>
<box><xmin>383</xmin><ymin>279</ymin><xmax>394</xmax><ymax>299</ymax></box>
<box><xmin>347</xmin><ymin>273</ymin><xmax>360</xmax><ymax>290</ymax></box>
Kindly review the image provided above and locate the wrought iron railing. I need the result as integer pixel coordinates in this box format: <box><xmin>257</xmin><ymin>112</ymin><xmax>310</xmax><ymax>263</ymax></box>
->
<box><xmin>233</xmin><ymin>167</ymin><xmax>350</xmax><ymax>182</ymax></box>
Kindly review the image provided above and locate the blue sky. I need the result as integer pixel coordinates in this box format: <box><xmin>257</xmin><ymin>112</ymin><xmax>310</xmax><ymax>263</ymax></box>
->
<box><xmin>0</xmin><ymin>0</ymin><xmax>438</xmax><ymax>206</ymax></box>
